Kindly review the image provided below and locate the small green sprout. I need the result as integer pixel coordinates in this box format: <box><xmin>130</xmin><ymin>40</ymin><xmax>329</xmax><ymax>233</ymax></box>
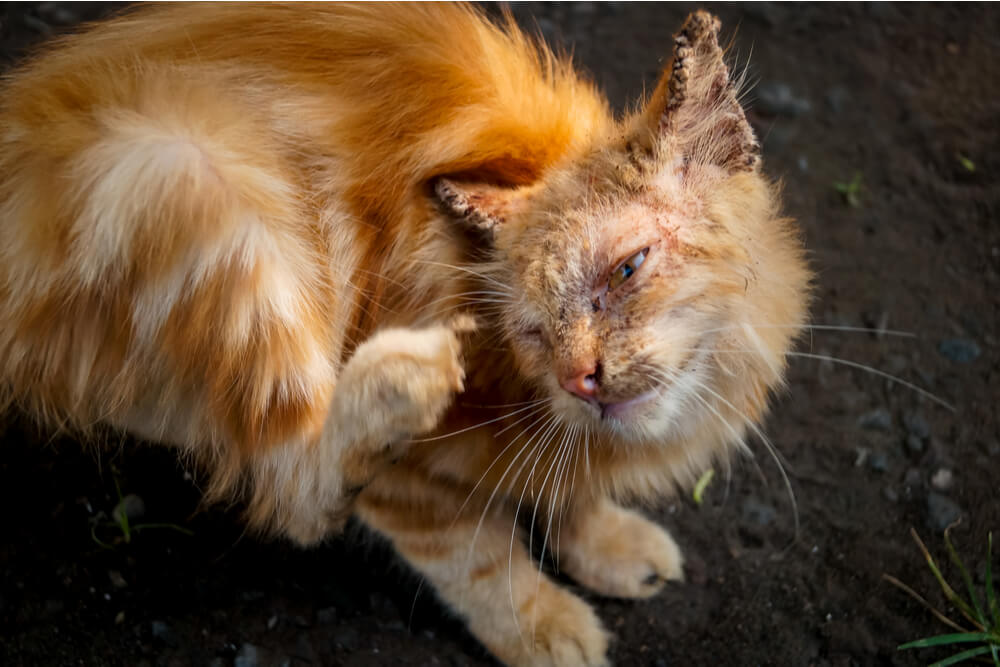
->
<box><xmin>957</xmin><ymin>154</ymin><xmax>976</xmax><ymax>173</ymax></box>
<box><xmin>833</xmin><ymin>171</ymin><xmax>864</xmax><ymax>208</ymax></box>
<box><xmin>89</xmin><ymin>466</ymin><xmax>193</xmax><ymax>549</ymax></box>
<box><xmin>884</xmin><ymin>525</ymin><xmax>999</xmax><ymax>666</ymax></box>
<box><xmin>692</xmin><ymin>468</ymin><xmax>715</xmax><ymax>506</ymax></box>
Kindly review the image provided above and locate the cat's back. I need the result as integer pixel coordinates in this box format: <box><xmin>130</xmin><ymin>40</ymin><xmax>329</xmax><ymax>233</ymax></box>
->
<box><xmin>0</xmin><ymin>3</ymin><xmax>610</xmax><ymax>448</ymax></box>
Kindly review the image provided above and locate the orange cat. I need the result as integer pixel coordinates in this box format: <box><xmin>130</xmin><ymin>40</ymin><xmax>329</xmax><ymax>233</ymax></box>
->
<box><xmin>0</xmin><ymin>4</ymin><xmax>809</xmax><ymax>665</ymax></box>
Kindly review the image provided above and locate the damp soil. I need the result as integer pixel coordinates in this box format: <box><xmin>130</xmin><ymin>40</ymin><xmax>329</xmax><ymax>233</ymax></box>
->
<box><xmin>1</xmin><ymin>3</ymin><xmax>998</xmax><ymax>666</ymax></box>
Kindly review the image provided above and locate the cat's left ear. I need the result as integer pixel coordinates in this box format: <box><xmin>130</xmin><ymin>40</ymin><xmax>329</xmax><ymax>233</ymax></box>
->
<box><xmin>433</xmin><ymin>177</ymin><xmax>531</xmax><ymax>243</ymax></box>
<box><xmin>644</xmin><ymin>11</ymin><xmax>760</xmax><ymax>173</ymax></box>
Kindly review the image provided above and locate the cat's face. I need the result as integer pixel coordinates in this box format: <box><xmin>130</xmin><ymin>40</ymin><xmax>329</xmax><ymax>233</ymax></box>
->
<box><xmin>494</xmin><ymin>151</ymin><xmax>806</xmax><ymax>445</ymax></box>
<box><xmin>436</xmin><ymin>12</ymin><xmax>809</xmax><ymax>446</ymax></box>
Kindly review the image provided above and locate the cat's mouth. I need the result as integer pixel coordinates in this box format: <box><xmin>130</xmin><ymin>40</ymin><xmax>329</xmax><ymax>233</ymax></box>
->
<box><xmin>569</xmin><ymin>388</ymin><xmax>660</xmax><ymax>422</ymax></box>
<box><xmin>599</xmin><ymin>390</ymin><xmax>659</xmax><ymax>420</ymax></box>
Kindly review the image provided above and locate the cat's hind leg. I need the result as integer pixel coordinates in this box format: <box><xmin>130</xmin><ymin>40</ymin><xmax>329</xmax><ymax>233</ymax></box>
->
<box><xmin>358</xmin><ymin>468</ymin><xmax>610</xmax><ymax>667</ymax></box>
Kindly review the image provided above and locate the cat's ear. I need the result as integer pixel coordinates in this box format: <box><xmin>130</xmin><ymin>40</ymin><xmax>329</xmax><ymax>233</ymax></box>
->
<box><xmin>433</xmin><ymin>177</ymin><xmax>532</xmax><ymax>243</ymax></box>
<box><xmin>644</xmin><ymin>11</ymin><xmax>760</xmax><ymax>173</ymax></box>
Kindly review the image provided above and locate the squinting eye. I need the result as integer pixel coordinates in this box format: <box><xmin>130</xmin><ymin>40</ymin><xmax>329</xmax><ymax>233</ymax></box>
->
<box><xmin>608</xmin><ymin>247</ymin><xmax>649</xmax><ymax>291</ymax></box>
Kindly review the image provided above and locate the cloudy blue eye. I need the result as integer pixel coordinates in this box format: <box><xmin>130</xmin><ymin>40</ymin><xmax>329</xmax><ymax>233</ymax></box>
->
<box><xmin>608</xmin><ymin>247</ymin><xmax>648</xmax><ymax>291</ymax></box>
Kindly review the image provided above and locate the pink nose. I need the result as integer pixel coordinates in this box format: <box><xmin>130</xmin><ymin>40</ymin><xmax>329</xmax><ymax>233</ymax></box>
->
<box><xmin>561</xmin><ymin>367</ymin><xmax>599</xmax><ymax>401</ymax></box>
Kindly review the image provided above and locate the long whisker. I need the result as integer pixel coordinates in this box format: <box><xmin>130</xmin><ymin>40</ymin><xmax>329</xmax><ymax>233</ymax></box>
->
<box><xmin>786</xmin><ymin>351</ymin><xmax>955</xmax><ymax>411</ymax></box>
<box><xmin>699</xmin><ymin>322</ymin><xmax>918</xmax><ymax>338</ymax></box>
<box><xmin>458</xmin><ymin>410</ymin><xmax>552</xmax><ymax>626</ymax></box>
<box><xmin>508</xmin><ymin>415</ymin><xmax>563</xmax><ymax>644</ymax></box>
<box><xmin>531</xmin><ymin>422</ymin><xmax>576</xmax><ymax>641</ymax></box>
<box><xmin>409</xmin><ymin>401</ymin><xmax>549</xmax><ymax>443</ymax></box>
<box><xmin>675</xmin><ymin>344</ymin><xmax>954</xmax><ymax>412</ymax></box>
<box><xmin>409</xmin><ymin>259</ymin><xmax>513</xmax><ymax>292</ymax></box>
<box><xmin>449</xmin><ymin>402</ymin><xmax>553</xmax><ymax>528</ymax></box>
<box><xmin>649</xmin><ymin>364</ymin><xmax>800</xmax><ymax>539</ymax></box>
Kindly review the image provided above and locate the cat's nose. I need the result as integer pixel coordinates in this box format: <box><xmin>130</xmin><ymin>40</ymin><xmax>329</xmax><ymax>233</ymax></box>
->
<box><xmin>561</xmin><ymin>366</ymin><xmax>599</xmax><ymax>401</ymax></box>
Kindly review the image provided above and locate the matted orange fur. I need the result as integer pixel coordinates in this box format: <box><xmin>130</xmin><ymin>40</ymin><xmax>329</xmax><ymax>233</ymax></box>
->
<box><xmin>0</xmin><ymin>4</ymin><xmax>809</xmax><ymax>665</ymax></box>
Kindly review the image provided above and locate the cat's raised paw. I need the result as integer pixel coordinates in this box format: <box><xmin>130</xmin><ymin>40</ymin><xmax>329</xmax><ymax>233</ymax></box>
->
<box><xmin>335</xmin><ymin>319</ymin><xmax>472</xmax><ymax>442</ymax></box>
<box><xmin>557</xmin><ymin>499</ymin><xmax>684</xmax><ymax>599</ymax></box>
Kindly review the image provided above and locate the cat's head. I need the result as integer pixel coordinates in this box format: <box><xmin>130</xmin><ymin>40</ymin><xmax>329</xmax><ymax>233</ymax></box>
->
<box><xmin>436</xmin><ymin>12</ymin><xmax>810</xmax><ymax>446</ymax></box>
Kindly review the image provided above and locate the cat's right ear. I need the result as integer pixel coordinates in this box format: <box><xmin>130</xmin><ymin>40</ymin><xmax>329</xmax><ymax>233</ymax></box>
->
<box><xmin>433</xmin><ymin>177</ymin><xmax>531</xmax><ymax>244</ymax></box>
<box><xmin>642</xmin><ymin>11</ymin><xmax>760</xmax><ymax>174</ymax></box>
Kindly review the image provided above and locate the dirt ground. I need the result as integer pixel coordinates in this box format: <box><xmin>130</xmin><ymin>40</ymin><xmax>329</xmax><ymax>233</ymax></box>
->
<box><xmin>1</xmin><ymin>3</ymin><xmax>998</xmax><ymax>666</ymax></box>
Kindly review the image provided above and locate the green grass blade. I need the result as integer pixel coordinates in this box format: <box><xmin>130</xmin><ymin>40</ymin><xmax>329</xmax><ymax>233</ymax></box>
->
<box><xmin>930</xmin><ymin>645</ymin><xmax>994</xmax><ymax>667</ymax></box>
<box><xmin>913</xmin><ymin>529</ymin><xmax>982</xmax><ymax>629</ymax></box>
<box><xmin>945</xmin><ymin>527</ymin><xmax>988</xmax><ymax>628</ymax></box>
<box><xmin>987</xmin><ymin>533</ymin><xmax>999</xmax><ymax>628</ymax></box>
<box><xmin>899</xmin><ymin>632</ymin><xmax>993</xmax><ymax>650</ymax></box>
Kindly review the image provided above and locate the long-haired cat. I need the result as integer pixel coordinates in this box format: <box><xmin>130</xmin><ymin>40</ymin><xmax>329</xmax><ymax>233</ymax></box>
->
<box><xmin>0</xmin><ymin>4</ymin><xmax>809</xmax><ymax>665</ymax></box>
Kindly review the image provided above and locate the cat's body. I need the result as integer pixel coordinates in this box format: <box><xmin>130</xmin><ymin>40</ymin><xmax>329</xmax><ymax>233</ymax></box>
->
<box><xmin>0</xmin><ymin>4</ymin><xmax>808</xmax><ymax>665</ymax></box>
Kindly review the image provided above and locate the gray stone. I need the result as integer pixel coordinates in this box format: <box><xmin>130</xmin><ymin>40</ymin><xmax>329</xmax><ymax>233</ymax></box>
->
<box><xmin>108</xmin><ymin>570</ymin><xmax>127</xmax><ymax>589</ymax></box>
<box><xmin>756</xmin><ymin>82</ymin><xmax>812</xmax><ymax>117</ymax></box>
<box><xmin>930</xmin><ymin>468</ymin><xmax>954</xmax><ymax>491</ymax></box>
<box><xmin>868</xmin><ymin>452</ymin><xmax>890</xmax><ymax>473</ymax></box>
<box><xmin>742</xmin><ymin>498</ymin><xmax>777</xmax><ymax>526</ymax></box>
<box><xmin>333</xmin><ymin>626</ymin><xmax>360</xmax><ymax>651</ymax></box>
<box><xmin>857</xmin><ymin>408</ymin><xmax>892</xmax><ymax>431</ymax></box>
<box><xmin>234</xmin><ymin>643</ymin><xmax>259</xmax><ymax>667</ymax></box>
<box><xmin>905</xmin><ymin>434</ymin><xmax>925</xmax><ymax>454</ymax></box>
<box><xmin>113</xmin><ymin>494</ymin><xmax>145</xmax><ymax>523</ymax></box>
<box><xmin>316</xmin><ymin>607</ymin><xmax>337</xmax><ymax>625</ymax></box>
<box><xmin>938</xmin><ymin>338</ymin><xmax>981</xmax><ymax>363</ymax></box>
<box><xmin>926</xmin><ymin>492</ymin><xmax>963</xmax><ymax>533</ymax></box>
<box><xmin>903</xmin><ymin>412</ymin><xmax>931</xmax><ymax>440</ymax></box>
<box><xmin>825</xmin><ymin>86</ymin><xmax>851</xmax><ymax>114</ymax></box>
<box><xmin>882</xmin><ymin>486</ymin><xmax>899</xmax><ymax>503</ymax></box>
<box><xmin>150</xmin><ymin>620</ymin><xmax>176</xmax><ymax>647</ymax></box>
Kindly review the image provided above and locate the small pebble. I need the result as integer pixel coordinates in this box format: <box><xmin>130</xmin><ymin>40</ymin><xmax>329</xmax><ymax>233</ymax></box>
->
<box><xmin>854</xmin><ymin>447</ymin><xmax>869</xmax><ymax>467</ymax></box>
<box><xmin>267</xmin><ymin>615</ymin><xmax>278</xmax><ymax>631</ymax></box>
<box><xmin>882</xmin><ymin>486</ymin><xmax>899</xmax><ymax>503</ymax></box>
<box><xmin>333</xmin><ymin>626</ymin><xmax>360</xmax><ymax>651</ymax></box>
<box><xmin>930</xmin><ymin>468</ymin><xmax>954</xmax><ymax>491</ymax></box>
<box><xmin>938</xmin><ymin>338</ymin><xmax>981</xmax><ymax>363</ymax></box>
<box><xmin>742</xmin><ymin>497</ymin><xmax>777</xmax><ymax>526</ymax></box>
<box><xmin>905</xmin><ymin>434</ymin><xmax>925</xmax><ymax>454</ymax></box>
<box><xmin>108</xmin><ymin>570</ymin><xmax>127</xmax><ymax>589</ymax></box>
<box><xmin>825</xmin><ymin>86</ymin><xmax>850</xmax><ymax>114</ymax></box>
<box><xmin>902</xmin><ymin>412</ymin><xmax>931</xmax><ymax>440</ymax></box>
<box><xmin>234</xmin><ymin>643</ymin><xmax>260</xmax><ymax>667</ymax></box>
<box><xmin>756</xmin><ymin>82</ymin><xmax>812</xmax><ymax>117</ymax></box>
<box><xmin>903</xmin><ymin>468</ymin><xmax>922</xmax><ymax>487</ymax></box>
<box><xmin>857</xmin><ymin>408</ymin><xmax>892</xmax><ymax>431</ymax></box>
<box><xmin>868</xmin><ymin>452</ymin><xmax>890</xmax><ymax>473</ymax></box>
<box><xmin>113</xmin><ymin>494</ymin><xmax>145</xmax><ymax>523</ymax></box>
<box><xmin>926</xmin><ymin>492</ymin><xmax>963</xmax><ymax>532</ymax></box>
<box><xmin>151</xmin><ymin>620</ymin><xmax>176</xmax><ymax>647</ymax></box>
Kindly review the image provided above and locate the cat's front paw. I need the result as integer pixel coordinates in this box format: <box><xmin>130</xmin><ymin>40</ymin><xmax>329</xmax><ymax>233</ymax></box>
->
<box><xmin>557</xmin><ymin>499</ymin><xmax>684</xmax><ymax>599</ymax></box>
<box><xmin>337</xmin><ymin>315</ymin><xmax>475</xmax><ymax>442</ymax></box>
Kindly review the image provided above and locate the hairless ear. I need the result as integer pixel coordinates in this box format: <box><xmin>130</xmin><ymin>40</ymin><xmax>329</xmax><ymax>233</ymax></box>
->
<box><xmin>433</xmin><ymin>177</ymin><xmax>531</xmax><ymax>243</ymax></box>
<box><xmin>645</xmin><ymin>11</ymin><xmax>760</xmax><ymax>173</ymax></box>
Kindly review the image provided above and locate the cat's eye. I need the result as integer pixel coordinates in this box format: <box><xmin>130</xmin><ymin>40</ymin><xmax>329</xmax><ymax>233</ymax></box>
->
<box><xmin>608</xmin><ymin>247</ymin><xmax>649</xmax><ymax>291</ymax></box>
